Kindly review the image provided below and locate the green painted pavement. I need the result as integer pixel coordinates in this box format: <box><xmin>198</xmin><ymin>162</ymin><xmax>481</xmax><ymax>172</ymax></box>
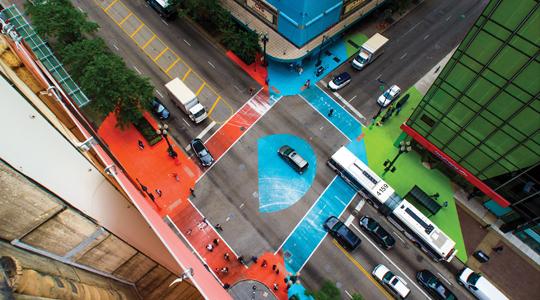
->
<box><xmin>344</xmin><ymin>32</ymin><xmax>368</xmax><ymax>58</ymax></box>
<box><xmin>363</xmin><ymin>87</ymin><xmax>468</xmax><ymax>262</ymax></box>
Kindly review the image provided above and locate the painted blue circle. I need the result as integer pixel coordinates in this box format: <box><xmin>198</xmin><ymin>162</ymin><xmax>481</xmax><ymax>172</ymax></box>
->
<box><xmin>258</xmin><ymin>134</ymin><xmax>317</xmax><ymax>213</ymax></box>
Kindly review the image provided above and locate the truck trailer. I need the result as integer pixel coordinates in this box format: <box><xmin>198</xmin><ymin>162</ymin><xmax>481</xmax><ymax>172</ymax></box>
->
<box><xmin>165</xmin><ymin>78</ymin><xmax>207</xmax><ymax>124</ymax></box>
<box><xmin>351</xmin><ymin>33</ymin><xmax>389</xmax><ymax>70</ymax></box>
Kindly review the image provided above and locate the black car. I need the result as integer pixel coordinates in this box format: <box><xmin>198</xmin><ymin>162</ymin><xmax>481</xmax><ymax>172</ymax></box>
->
<box><xmin>278</xmin><ymin>145</ymin><xmax>309</xmax><ymax>174</ymax></box>
<box><xmin>359</xmin><ymin>216</ymin><xmax>396</xmax><ymax>250</ymax></box>
<box><xmin>190</xmin><ymin>138</ymin><xmax>214</xmax><ymax>167</ymax></box>
<box><xmin>151</xmin><ymin>97</ymin><xmax>170</xmax><ymax>120</ymax></box>
<box><xmin>324</xmin><ymin>216</ymin><xmax>361</xmax><ymax>251</ymax></box>
<box><xmin>416</xmin><ymin>270</ymin><xmax>457</xmax><ymax>300</ymax></box>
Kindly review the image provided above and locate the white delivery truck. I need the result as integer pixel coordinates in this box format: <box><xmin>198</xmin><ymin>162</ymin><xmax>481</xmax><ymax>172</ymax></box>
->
<box><xmin>351</xmin><ymin>33</ymin><xmax>389</xmax><ymax>70</ymax></box>
<box><xmin>165</xmin><ymin>78</ymin><xmax>207</xmax><ymax>124</ymax></box>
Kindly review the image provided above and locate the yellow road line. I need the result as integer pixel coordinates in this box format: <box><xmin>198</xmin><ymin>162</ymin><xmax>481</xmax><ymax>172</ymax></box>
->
<box><xmin>181</xmin><ymin>68</ymin><xmax>192</xmax><ymax>80</ymax></box>
<box><xmin>130</xmin><ymin>23</ymin><xmax>144</xmax><ymax>38</ymax></box>
<box><xmin>196</xmin><ymin>83</ymin><xmax>206</xmax><ymax>95</ymax></box>
<box><xmin>142</xmin><ymin>35</ymin><xmax>156</xmax><ymax>49</ymax></box>
<box><xmin>104</xmin><ymin>0</ymin><xmax>118</xmax><ymax>11</ymax></box>
<box><xmin>154</xmin><ymin>47</ymin><xmax>169</xmax><ymax>62</ymax></box>
<box><xmin>119</xmin><ymin>12</ymin><xmax>132</xmax><ymax>25</ymax></box>
<box><xmin>207</xmin><ymin>96</ymin><xmax>221</xmax><ymax>116</ymax></box>
<box><xmin>332</xmin><ymin>240</ymin><xmax>394</xmax><ymax>300</ymax></box>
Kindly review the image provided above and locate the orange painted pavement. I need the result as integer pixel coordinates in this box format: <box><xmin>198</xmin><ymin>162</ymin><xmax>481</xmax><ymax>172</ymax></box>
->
<box><xmin>226</xmin><ymin>51</ymin><xmax>267</xmax><ymax>87</ymax></box>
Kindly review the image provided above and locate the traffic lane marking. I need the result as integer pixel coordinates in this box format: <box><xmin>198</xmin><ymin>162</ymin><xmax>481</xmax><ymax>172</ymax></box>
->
<box><xmin>332</xmin><ymin>240</ymin><xmax>394</xmax><ymax>300</ymax></box>
<box><xmin>350</xmin><ymin>223</ymin><xmax>434</xmax><ymax>300</ymax></box>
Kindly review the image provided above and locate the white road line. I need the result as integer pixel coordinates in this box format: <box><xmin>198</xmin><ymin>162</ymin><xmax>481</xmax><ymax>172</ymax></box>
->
<box><xmin>77</xmin><ymin>6</ymin><xmax>84</xmax><ymax>13</ymax></box>
<box><xmin>299</xmin><ymin>95</ymin><xmax>352</xmax><ymax>142</ymax></box>
<box><xmin>155</xmin><ymin>89</ymin><xmax>163</xmax><ymax>98</ymax></box>
<box><xmin>332</xmin><ymin>90</ymin><xmax>367</xmax><ymax>121</ymax></box>
<box><xmin>112</xmin><ymin>44</ymin><xmax>119</xmax><ymax>51</ymax></box>
<box><xmin>184</xmin><ymin>39</ymin><xmax>191</xmax><ymax>46</ymax></box>
<box><xmin>196</xmin><ymin>121</ymin><xmax>216</xmax><ymax>140</ymax></box>
<box><xmin>446</xmin><ymin>15</ymin><xmax>452</xmax><ymax>21</ymax></box>
<box><xmin>348</xmin><ymin>95</ymin><xmax>357</xmax><ymax>103</ymax></box>
<box><xmin>182</xmin><ymin>118</ymin><xmax>191</xmax><ymax>127</ymax></box>
<box><xmin>298</xmin><ymin>192</ymin><xmax>357</xmax><ymax>272</ymax></box>
<box><xmin>438</xmin><ymin>272</ymin><xmax>453</xmax><ymax>286</ymax></box>
<box><xmin>161</xmin><ymin>19</ymin><xmax>169</xmax><ymax>26</ymax></box>
<box><xmin>424</xmin><ymin>34</ymin><xmax>430</xmax><ymax>40</ymax></box>
<box><xmin>208</xmin><ymin>61</ymin><xmax>216</xmax><ymax>69</ymax></box>
<box><xmin>345</xmin><ymin>290</ymin><xmax>353</xmax><ymax>299</ymax></box>
<box><xmin>233</xmin><ymin>85</ymin><xmax>242</xmax><ymax>93</ymax></box>
<box><xmin>345</xmin><ymin>214</ymin><xmax>355</xmax><ymax>226</ymax></box>
<box><xmin>376</xmin><ymin>74</ymin><xmax>382</xmax><ymax>80</ymax></box>
<box><xmin>351</xmin><ymin>223</ymin><xmax>434</xmax><ymax>300</ymax></box>
<box><xmin>400</xmin><ymin>53</ymin><xmax>408</xmax><ymax>60</ymax></box>
<box><xmin>403</xmin><ymin>21</ymin><xmax>422</xmax><ymax>36</ymax></box>
<box><xmin>133</xmin><ymin>66</ymin><xmax>142</xmax><ymax>75</ymax></box>
<box><xmin>275</xmin><ymin>177</ymin><xmax>339</xmax><ymax>254</ymax></box>
<box><xmin>392</xmin><ymin>231</ymin><xmax>405</xmax><ymax>243</ymax></box>
<box><xmin>185</xmin><ymin>144</ymin><xmax>191</xmax><ymax>152</ymax></box>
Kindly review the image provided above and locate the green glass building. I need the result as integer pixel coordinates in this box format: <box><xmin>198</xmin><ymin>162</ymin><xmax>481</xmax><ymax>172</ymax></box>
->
<box><xmin>402</xmin><ymin>0</ymin><xmax>540</xmax><ymax>252</ymax></box>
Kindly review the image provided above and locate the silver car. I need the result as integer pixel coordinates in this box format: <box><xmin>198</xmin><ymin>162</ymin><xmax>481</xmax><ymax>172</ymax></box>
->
<box><xmin>377</xmin><ymin>85</ymin><xmax>401</xmax><ymax>108</ymax></box>
<box><xmin>278</xmin><ymin>145</ymin><xmax>308</xmax><ymax>174</ymax></box>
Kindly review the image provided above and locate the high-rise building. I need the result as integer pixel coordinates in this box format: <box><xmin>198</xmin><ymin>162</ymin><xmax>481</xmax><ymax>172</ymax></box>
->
<box><xmin>401</xmin><ymin>0</ymin><xmax>539</xmax><ymax>252</ymax></box>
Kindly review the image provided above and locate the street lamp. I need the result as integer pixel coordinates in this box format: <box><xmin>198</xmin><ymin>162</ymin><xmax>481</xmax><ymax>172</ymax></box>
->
<box><xmin>382</xmin><ymin>140</ymin><xmax>412</xmax><ymax>176</ymax></box>
<box><xmin>156</xmin><ymin>123</ymin><xmax>177</xmax><ymax>158</ymax></box>
<box><xmin>261</xmin><ymin>33</ymin><xmax>269</xmax><ymax>67</ymax></box>
<box><xmin>316</xmin><ymin>35</ymin><xmax>328</xmax><ymax>67</ymax></box>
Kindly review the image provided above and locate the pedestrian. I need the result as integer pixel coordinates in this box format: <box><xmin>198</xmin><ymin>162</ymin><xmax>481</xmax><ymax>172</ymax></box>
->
<box><xmin>213</xmin><ymin>238</ymin><xmax>220</xmax><ymax>246</ymax></box>
<box><xmin>238</xmin><ymin>256</ymin><xmax>245</xmax><ymax>264</ymax></box>
<box><xmin>148</xmin><ymin>192</ymin><xmax>155</xmax><ymax>202</ymax></box>
<box><xmin>206</xmin><ymin>244</ymin><xmax>214</xmax><ymax>252</ymax></box>
<box><xmin>220</xmin><ymin>267</ymin><xmax>229</xmax><ymax>274</ymax></box>
<box><xmin>190</xmin><ymin>187</ymin><xmax>196</xmax><ymax>197</ymax></box>
<box><xmin>290</xmin><ymin>273</ymin><xmax>298</xmax><ymax>283</ymax></box>
<box><xmin>251</xmin><ymin>256</ymin><xmax>258</xmax><ymax>263</ymax></box>
<box><xmin>395</xmin><ymin>105</ymin><xmax>402</xmax><ymax>116</ymax></box>
<box><xmin>273</xmin><ymin>283</ymin><xmax>279</xmax><ymax>291</ymax></box>
<box><xmin>328</xmin><ymin>108</ymin><xmax>334</xmax><ymax>117</ymax></box>
<box><xmin>138</xmin><ymin>140</ymin><xmax>144</xmax><ymax>150</ymax></box>
<box><xmin>155</xmin><ymin>189</ymin><xmax>162</xmax><ymax>197</ymax></box>
<box><xmin>224</xmin><ymin>252</ymin><xmax>230</xmax><ymax>261</ymax></box>
<box><xmin>298</xmin><ymin>66</ymin><xmax>303</xmax><ymax>75</ymax></box>
<box><xmin>215</xmin><ymin>224</ymin><xmax>223</xmax><ymax>231</ymax></box>
<box><xmin>492</xmin><ymin>245</ymin><xmax>504</xmax><ymax>253</ymax></box>
<box><xmin>275</xmin><ymin>269</ymin><xmax>280</xmax><ymax>275</ymax></box>
<box><xmin>249</xmin><ymin>87</ymin><xmax>254</xmax><ymax>95</ymax></box>
<box><xmin>272</xmin><ymin>264</ymin><xmax>276</xmax><ymax>271</ymax></box>
<box><xmin>223</xmin><ymin>283</ymin><xmax>230</xmax><ymax>289</ymax></box>
<box><xmin>261</xmin><ymin>259</ymin><xmax>267</xmax><ymax>268</ymax></box>
<box><xmin>304</xmin><ymin>79</ymin><xmax>311</xmax><ymax>88</ymax></box>
<box><xmin>186</xmin><ymin>229</ymin><xmax>192</xmax><ymax>236</ymax></box>
<box><xmin>171</xmin><ymin>172</ymin><xmax>180</xmax><ymax>182</ymax></box>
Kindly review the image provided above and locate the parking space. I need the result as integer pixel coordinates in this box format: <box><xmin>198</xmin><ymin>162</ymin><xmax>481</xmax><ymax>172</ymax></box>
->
<box><xmin>192</xmin><ymin>95</ymin><xmax>349</xmax><ymax>258</ymax></box>
<box><xmin>94</xmin><ymin>0</ymin><xmax>234</xmax><ymax>124</ymax></box>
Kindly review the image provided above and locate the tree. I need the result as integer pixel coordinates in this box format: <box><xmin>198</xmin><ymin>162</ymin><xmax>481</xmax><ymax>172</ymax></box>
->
<box><xmin>305</xmin><ymin>281</ymin><xmax>341</xmax><ymax>300</ymax></box>
<box><xmin>25</xmin><ymin>0</ymin><xmax>98</xmax><ymax>46</ymax></box>
<box><xmin>179</xmin><ymin>0</ymin><xmax>220</xmax><ymax>24</ymax></box>
<box><xmin>78</xmin><ymin>54</ymin><xmax>153</xmax><ymax>128</ymax></box>
<box><xmin>58</xmin><ymin>38</ymin><xmax>109</xmax><ymax>80</ymax></box>
<box><xmin>351</xmin><ymin>293</ymin><xmax>364</xmax><ymax>300</ymax></box>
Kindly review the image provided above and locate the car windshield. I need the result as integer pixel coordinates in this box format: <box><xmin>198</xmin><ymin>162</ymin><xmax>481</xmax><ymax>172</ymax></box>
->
<box><xmin>383</xmin><ymin>271</ymin><xmax>394</xmax><ymax>282</ymax></box>
<box><xmin>193</xmin><ymin>142</ymin><xmax>205</xmax><ymax>152</ymax></box>
<box><xmin>383</xmin><ymin>91</ymin><xmax>391</xmax><ymax>99</ymax></box>
<box><xmin>467</xmin><ymin>272</ymin><xmax>481</xmax><ymax>285</ymax></box>
<box><xmin>194</xmin><ymin>109</ymin><xmax>206</xmax><ymax>118</ymax></box>
<box><xmin>199</xmin><ymin>149</ymin><xmax>208</xmax><ymax>156</ymax></box>
<box><xmin>366</xmin><ymin>219</ymin><xmax>378</xmax><ymax>230</ymax></box>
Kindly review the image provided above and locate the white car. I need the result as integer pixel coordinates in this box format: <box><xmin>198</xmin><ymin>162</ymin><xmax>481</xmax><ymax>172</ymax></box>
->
<box><xmin>372</xmin><ymin>264</ymin><xmax>410</xmax><ymax>299</ymax></box>
<box><xmin>327</xmin><ymin>72</ymin><xmax>352</xmax><ymax>91</ymax></box>
<box><xmin>377</xmin><ymin>85</ymin><xmax>401</xmax><ymax>108</ymax></box>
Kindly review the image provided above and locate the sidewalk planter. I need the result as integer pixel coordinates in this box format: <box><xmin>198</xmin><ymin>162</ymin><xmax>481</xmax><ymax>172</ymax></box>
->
<box><xmin>134</xmin><ymin>117</ymin><xmax>162</xmax><ymax>146</ymax></box>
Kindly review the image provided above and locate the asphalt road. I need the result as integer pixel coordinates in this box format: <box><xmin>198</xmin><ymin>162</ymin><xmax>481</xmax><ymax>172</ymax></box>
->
<box><xmin>322</xmin><ymin>0</ymin><xmax>488</xmax><ymax>123</ymax></box>
<box><xmin>72</xmin><ymin>0</ymin><xmax>259</xmax><ymax>148</ymax></box>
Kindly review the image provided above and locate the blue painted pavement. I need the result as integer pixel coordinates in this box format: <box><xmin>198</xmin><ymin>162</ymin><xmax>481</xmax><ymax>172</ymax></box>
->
<box><xmin>300</xmin><ymin>86</ymin><xmax>363</xmax><ymax>141</ymax></box>
<box><xmin>281</xmin><ymin>177</ymin><xmax>357</xmax><ymax>273</ymax></box>
<box><xmin>258</xmin><ymin>134</ymin><xmax>317</xmax><ymax>213</ymax></box>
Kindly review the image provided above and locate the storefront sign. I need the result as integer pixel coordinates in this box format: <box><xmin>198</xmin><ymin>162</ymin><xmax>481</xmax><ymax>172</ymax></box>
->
<box><xmin>400</xmin><ymin>123</ymin><xmax>510</xmax><ymax>207</ymax></box>
<box><xmin>344</xmin><ymin>0</ymin><xmax>368</xmax><ymax>15</ymax></box>
<box><xmin>246</xmin><ymin>0</ymin><xmax>275</xmax><ymax>24</ymax></box>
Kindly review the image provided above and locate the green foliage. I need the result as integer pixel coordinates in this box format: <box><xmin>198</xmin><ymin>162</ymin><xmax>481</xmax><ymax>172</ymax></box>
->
<box><xmin>180</xmin><ymin>0</ymin><xmax>260</xmax><ymax>64</ymax></box>
<box><xmin>25</xmin><ymin>0</ymin><xmax>98</xmax><ymax>46</ymax></box>
<box><xmin>59</xmin><ymin>38</ymin><xmax>109</xmax><ymax>79</ymax></box>
<box><xmin>305</xmin><ymin>281</ymin><xmax>341</xmax><ymax>300</ymax></box>
<box><xmin>133</xmin><ymin>117</ymin><xmax>163</xmax><ymax>146</ymax></box>
<box><xmin>351</xmin><ymin>293</ymin><xmax>364</xmax><ymax>300</ymax></box>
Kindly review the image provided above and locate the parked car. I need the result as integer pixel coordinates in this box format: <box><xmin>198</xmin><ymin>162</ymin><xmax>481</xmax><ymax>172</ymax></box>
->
<box><xmin>190</xmin><ymin>138</ymin><xmax>214</xmax><ymax>167</ymax></box>
<box><xmin>151</xmin><ymin>97</ymin><xmax>170</xmax><ymax>120</ymax></box>
<box><xmin>323</xmin><ymin>216</ymin><xmax>361</xmax><ymax>251</ymax></box>
<box><xmin>377</xmin><ymin>85</ymin><xmax>401</xmax><ymax>107</ymax></box>
<box><xmin>416</xmin><ymin>270</ymin><xmax>457</xmax><ymax>300</ymax></box>
<box><xmin>457</xmin><ymin>267</ymin><xmax>508</xmax><ymax>300</ymax></box>
<box><xmin>327</xmin><ymin>72</ymin><xmax>351</xmax><ymax>91</ymax></box>
<box><xmin>372</xmin><ymin>264</ymin><xmax>411</xmax><ymax>299</ymax></box>
<box><xmin>359</xmin><ymin>216</ymin><xmax>396</xmax><ymax>250</ymax></box>
<box><xmin>278</xmin><ymin>145</ymin><xmax>309</xmax><ymax>174</ymax></box>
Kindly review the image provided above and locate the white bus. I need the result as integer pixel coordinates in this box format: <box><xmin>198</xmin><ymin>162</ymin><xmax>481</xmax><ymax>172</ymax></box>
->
<box><xmin>328</xmin><ymin>146</ymin><xmax>457</xmax><ymax>262</ymax></box>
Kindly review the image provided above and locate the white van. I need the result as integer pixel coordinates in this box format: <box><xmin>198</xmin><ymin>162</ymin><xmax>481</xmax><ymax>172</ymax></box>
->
<box><xmin>457</xmin><ymin>267</ymin><xmax>508</xmax><ymax>300</ymax></box>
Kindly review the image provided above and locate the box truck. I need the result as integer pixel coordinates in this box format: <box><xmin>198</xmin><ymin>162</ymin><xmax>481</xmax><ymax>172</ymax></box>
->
<box><xmin>165</xmin><ymin>78</ymin><xmax>207</xmax><ymax>124</ymax></box>
<box><xmin>351</xmin><ymin>33</ymin><xmax>389</xmax><ymax>70</ymax></box>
